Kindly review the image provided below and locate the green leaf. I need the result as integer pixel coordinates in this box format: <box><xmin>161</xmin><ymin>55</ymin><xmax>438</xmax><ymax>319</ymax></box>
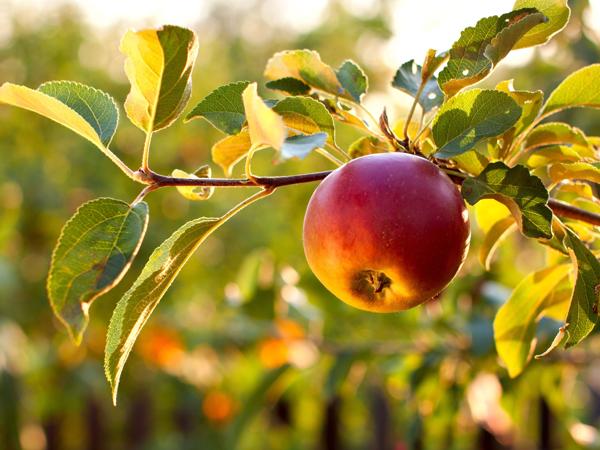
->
<box><xmin>38</xmin><ymin>81</ymin><xmax>118</xmax><ymax>147</ymax></box>
<box><xmin>438</xmin><ymin>9</ymin><xmax>547</xmax><ymax>96</ymax></box>
<box><xmin>171</xmin><ymin>166</ymin><xmax>215</xmax><ymax>201</ymax></box>
<box><xmin>563</xmin><ymin>229</ymin><xmax>600</xmax><ymax>347</ymax></box>
<box><xmin>264</xmin><ymin>50</ymin><xmax>345</xmax><ymax>98</ymax></box>
<box><xmin>273</xmin><ymin>96</ymin><xmax>336</xmax><ymax>142</ymax></box>
<box><xmin>512</xmin><ymin>0</ymin><xmax>570</xmax><ymax>49</ymax></box>
<box><xmin>0</xmin><ymin>81</ymin><xmax>120</xmax><ymax>162</ymax></box>
<box><xmin>336</xmin><ymin>60</ymin><xmax>368</xmax><ymax>102</ymax></box>
<box><xmin>462</xmin><ymin>162</ymin><xmax>553</xmax><ymax>239</ymax></box>
<box><xmin>48</xmin><ymin>198</ymin><xmax>149</xmax><ymax>344</ymax></box>
<box><xmin>525</xmin><ymin>122</ymin><xmax>588</xmax><ymax>150</ymax></box>
<box><xmin>324</xmin><ymin>353</ymin><xmax>359</xmax><ymax>399</ymax></box>
<box><xmin>496</xmin><ymin>79</ymin><xmax>544</xmax><ymax>135</ymax></box>
<box><xmin>280</xmin><ymin>132</ymin><xmax>327</xmax><ymax>160</ymax></box>
<box><xmin>392</xmin><ymin>60</ymin><xmax>443</xmax><ymax>112</ymax></box>
<box><xmin>211</xmin><ymin>130</ymin><xmax>252</xmax><ymax>176</ymax></box>
<box><xmin>549</xmin><ymin>162</ymin><xmax>600</xmax><ymax>184</ymax></box>
<box><xmin>348</xmin><ymin>136</ymin><xmax>391</xmax><ymax>159</ymax></box>
<box><xmin>104</xmin><ymin>192</ymin><xmax>268</xmax><ymax>404</ymax></box>
<box><xmin>185</xmin><ymin>81</ymin><xmax>251</xmax><ymax>134</ymax></box>
<box><xmin>432</xmin><ymin>89</ymin><xmax>521</xmax><ymax>158</ymax></box>
<box><xmin>226</xmin><ymin>365</ymin><xmax>289</xmax><ymax>448</ymax></box>
<box><xmin>480</xmin><ymin>217</ymin><xmax>517</xmax><ymax>270</ymax></box>
<box><xmin>541</xmin><ymin>64</ymin><xmax>600</xmax><ymax>116</ymax></box>
<box><xmin>242</xmin><ymin>83</ymin><xmax>286</xmax><ymax>150</ymax></box>
<box><xmin>121</xmin><ymin>25</ymin><xmax>198</xmax><ymax>132</ymax></box>
<box><xmin>494</xmin><ymin>264</ymin><xmax>571</xmax><ymax>377</ymax></box>
<box><xmin>265</xmin><ymin>77</ymin><xmax>311</xmax><ymax>96</ymax></box>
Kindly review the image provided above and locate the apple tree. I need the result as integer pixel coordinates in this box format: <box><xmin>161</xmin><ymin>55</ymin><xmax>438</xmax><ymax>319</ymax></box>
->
<box><xmin>1</xmin><ymin>0</ymin><xmax>599</xmax><ymax>411</ymax></box>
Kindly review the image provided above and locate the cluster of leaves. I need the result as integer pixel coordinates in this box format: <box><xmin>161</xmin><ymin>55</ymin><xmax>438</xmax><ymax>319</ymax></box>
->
<box><xmin>0</xmin><ymin>0</ymin><xmax>598</xmax><ymax>403</ymax></box>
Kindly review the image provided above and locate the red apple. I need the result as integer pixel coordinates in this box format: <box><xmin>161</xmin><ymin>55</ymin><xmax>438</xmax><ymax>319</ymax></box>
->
<box><xmin>303</xmin><ymin>152</ymin><xmax>470</xmax><ymax>312</ymax></box>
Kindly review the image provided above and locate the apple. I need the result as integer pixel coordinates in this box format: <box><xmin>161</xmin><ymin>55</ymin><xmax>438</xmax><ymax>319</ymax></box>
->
<box><xmin>302</xmin><ymin>152</ymin><xmax>470</xmax><ymax>312</ymax></box>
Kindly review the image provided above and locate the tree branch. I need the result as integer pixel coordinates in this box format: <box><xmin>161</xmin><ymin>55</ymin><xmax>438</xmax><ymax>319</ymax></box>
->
<box><xmin>143</xmin><ymin>169</ymin><xmax>600</xmax><ymax>227</ymax></box>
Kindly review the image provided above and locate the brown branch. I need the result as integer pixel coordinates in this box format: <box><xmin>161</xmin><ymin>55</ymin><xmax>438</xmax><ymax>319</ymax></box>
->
<box><xmin>142</xmin><ymin>169</ymin><xmax>600</xmax><ymax>227</ymax></box>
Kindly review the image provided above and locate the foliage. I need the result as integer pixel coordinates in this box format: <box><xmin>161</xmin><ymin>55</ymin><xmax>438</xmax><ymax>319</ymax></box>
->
<box><xmin>1</xmin><ymin>0</ymin><xmax>600</xmax><ymax>448</ymax></box>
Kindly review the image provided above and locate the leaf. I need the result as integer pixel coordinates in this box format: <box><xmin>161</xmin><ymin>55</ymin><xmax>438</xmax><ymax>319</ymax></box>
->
<box><xmin>392</xmin><ymin>60</ymin><xmax>443</xmax><ymax>112</ymax></box>
<box><xmin>185</xmin><ymin>81</ymin><xmax>251</xmax><ymax>134</ymax></box>
<box><xmin>264</xmin><ymin>50</ymin><xmax>344</xmax><ymax>98</ymax></box>
<box><xmin>541</xmin><ymin>64</ymin><xmax>600</xmax><ymax>116</ymax></box>
<box><xmin>348</xmin><ymin>136</ymin><xmax>391</xmax><ymax>159</ymax></box>
<box><xmin>462</xmin><ymin>162</ymin><xmax>553</xmax><ymax>239</ymax></box>
<box><xmin>171</xmin><ymin>166</ymin><xmax>215</xmax><ymax>201</ymax></box>
<box><xmin>105</xmin><ymin>191</ymin><xmax>269</xmax><ymax>404</ymax></box>
<box><xmin>226</xmin><ymin>365</ymin><xmax>289</xmax><ymax>448</ymax></box>
<box><xmin>280</xmin><ymin>132</ymin><xmax>327</xmax><ymax>160</ymax></box>
<box><xmin>48</xmin><ymin>198</ymin><xmax>149</xmax><ymax>344</ymax></box>
<box><xmin>480</xmin><ymin>217</ymin><xmax>517</xmax><ymax>270</ymax></box>
<box><xmin>121</xmin><ymin>25</ymin><xmax>198</xmax><ymax>132</ymax></box>
<box><xmin>494</xmin><ymin>264</ymin><xmax>571</xmax><ymax>377</ymax></box>
<box><xmin>512</xmin><ymin>0</ymin><xmax>570</xmax><ymax>49</ymax></box>
<box><xmin>527</xmin><ymin>145</ymin><xmax>590</xmax><ymax>168</ymax></box>
<box><xmin>0</xmin><ymin>81</ymin><xmax>119</xmax><ymax>160</ymax></box>
<box><xmin>496</xmin><ymin>79</ymin><xmax>544</xmax><ymax>135</ymax></box>
<box><xmin>273</xmin><ymin>96</ymin><xmax>335</xmax><ymax>142</ymax></box>
<box><xmin>242</xmin><ymin>83</ymin><xmax>286</xmax><ymax>150</ymax></box>
<box><xmin>265</xmin><ymin>77</ymin><xmax>311</xmax><ymax>96</ymax></box>
<box><xmin>432</xmin><ymin>89</ymin><xmax>521</xmax><ymax>159</ymax></box>
<box><xmin>548</xmin><ymin>162</ymin><xmax>600</xmax><ymax>184</ymax></box>
<box><xmin>563</xmin><ymin>229</ymin><xmax>600</xmax><ymax>347</ymax></box>
<box><xmin>324</xmin><ymin>353</ymin><xmax>359</xmax><ymax>399</ymax></box>
<box><xmin>211</xmin><ymin>130</ymin><xmax>252</xmax><ymax>176</ymax></box>
<box><xmin>421</xmin><ymin>49</ymin><xmax>448</xmax><ymax>81</ymax></box>
<box><xmin>336</xmin><ymin>60</ymin><xmax>368</xmax><ymax>102</ymax></box>
<box><xmin>438</xmin><ymin>9</ymin><xmax>547</xmax><ymax>96</ymax></box>
<box><xmin>524</xmin><ymin>122</ymin><xmax>588</xmax><ymax>151</ymax></box>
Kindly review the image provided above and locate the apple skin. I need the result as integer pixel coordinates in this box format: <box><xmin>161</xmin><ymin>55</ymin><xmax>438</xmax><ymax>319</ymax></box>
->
<box><xmin>302</xmin><ymin>152</ymin><xmax>470</xmax><ymax>312</ymax></box>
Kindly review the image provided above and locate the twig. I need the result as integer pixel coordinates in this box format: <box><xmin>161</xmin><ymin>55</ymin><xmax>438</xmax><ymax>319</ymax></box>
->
<box><xmin>140</xmin><ymin>169</ymin><xmax>600</xmax><ymax>227</ymax></box>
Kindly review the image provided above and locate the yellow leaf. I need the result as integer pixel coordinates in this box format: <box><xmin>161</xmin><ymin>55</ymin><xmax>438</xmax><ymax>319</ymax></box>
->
<box><xmin>241</xmin><ymin>83</ymin><xmax>286</xmax><ymax>150</ymax></box>
<box><xmin>281</xmin><ymin>112</ymin><xmax>321</xmax><ymax>135</ymax></box>
<box><xmin>474</xmin><ymin>199</ymin><xmax>511</xmax><ymax>233</ymax></box>
<box><xmin>172</xmin><ymin>167</ymin><xmax>214</xmax><ymax>201</ymax></box>
<box><xmin>548</xmin><ymin>162</ymin><xmax>600</xmax><ymax>184</ymax></box>
<box><xmin>211</xmin><ymin>130</ymin><xmax>252</xmax><ymax>176</ymax></box>
<box><xmin>121</xmin><ymin>25</ymin><xmax>198</xmax><ymax>132</ymax></box>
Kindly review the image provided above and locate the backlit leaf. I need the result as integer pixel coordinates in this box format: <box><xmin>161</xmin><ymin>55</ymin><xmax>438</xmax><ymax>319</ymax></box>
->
<box><xmin>494</xmin><ymin>264</ymin><xmax>571</xmax><ymax>377</ymax></box>
<box><xmin>0</xmin><ymin>81</ymin><xmax>120</xmax><ymax>163</ymax></box>
<box><xmin>48</xmin><ymin>198</ymin><xmax>149</xmax><ymax>344</ymax></box>
<box><xmin>185</xmin><ymin>81</ymin><xmax>251</xmax><ymax>134</ymax></box>
<box><xmin>392</xmin><ymin>60</ymin><xmax>443</xmax><ymax>112</ymax></box>
<box><xmin>462</xmin><ymin>162</ymin><xmax>553</xmax><ymax>239</ymax></box>
<box><xmin>172</xmin><ymin>166</ymin><xmax>215</xmax><ymax>201</ymax></box>
<box><xmin>563</xmin><ymin>229</ymin><xmax>600</xmax><ymax>347</ymax></box>
<box><xmin>242</xmin><ymin>83</ymin><xmax>286</xmax><ymax>150</ymax></box>
<box><xmin>432</xmin><ymin>89</ymin><xmax>521</xmax><ymax>158</ymax></box>
<box><xmin>480</xmin><ymin>217</ymin><xmax>517</xmax><ymax>270</ymax></box>
<box><xmin>496</xmin><ymin>79</ymin><xmax>544</xmax><ymax>135</ymax></box>
<box><xmin>105</xmin><ymin>191</ymin><xmax>267</xmax><ymax>404</ymax></box>
<box><xmin>348</xmin><ymin>136</ymin><xmax>391</xmax><ymax>159</ymax></box>
<box><xmin>541</xmin><ymin>64</ymin><xmax>600</xmax><ymax>116</ymax></box>
<box><xmin>512</xmin><ymin>0</ymin><xmax>570</xmax><ymax>49</ymax></box>
<box><xmin>273</xmin><ymin>96</ymin><xmax>335</xmax><ymax>142</ymax></box>
<box><xmin>524</xmin><ymin>122</ymin><xmax>588</xmax><ymax>150</ymax></box>
<box><xmin>336</xmin><ymin>60</ymin><xmax>368</xmax><ymax>102</ymax></box>
<box><xmin>548</xmin><ymin>162</ymin><xmax>600</xmax><ymax>184</ymax></box>
<box><xmin>527</xmin><ymin>145</ymin><xmax>591</xmax><ymax>168</ymax></box>
<box><xmin>211</xmin><ymin>130</ymin><xmax>252</xmax><ymax>176</ymax></box>
<box><xmin>264</xmin><ymin>50</ymin><xmax>345</xmax><ymax>98</ymax></box>
<box><xmin>121</xmin><ymin>25</ymin><xmax>198</xmax><ymax>132</ymax></box>
<box><xmin>438</xmin><ymin>9</ymin><xmax>547</xmax><ymax>96</ymax></box>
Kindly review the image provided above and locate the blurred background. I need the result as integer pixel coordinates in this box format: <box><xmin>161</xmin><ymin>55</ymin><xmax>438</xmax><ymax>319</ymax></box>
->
<box><xmin>1</xmin><ymin>0</ymin><xmax>600</xmax><ymax>449</ymax></box>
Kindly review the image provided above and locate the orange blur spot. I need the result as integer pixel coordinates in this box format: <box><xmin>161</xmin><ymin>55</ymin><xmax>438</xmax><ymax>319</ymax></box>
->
<box><xmin>202</xmin><ymin>390</ymin><xmax>236</xmax><ymax>424</ymax></box>
<box><xmin>139</xmin><ymin>326</ymin><xmax>185</xmax><ymax>368</ymax></box>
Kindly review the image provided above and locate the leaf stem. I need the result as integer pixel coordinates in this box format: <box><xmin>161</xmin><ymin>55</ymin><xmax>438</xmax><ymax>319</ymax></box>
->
<box><xmin>404</xmin><ymin>82</ymin><xmax>425</xmax><ymax>139</ymax></box>
<box><xmin>141</xmin><ymin>132</ymin><xmax>153</xmax><ymax>172</ymax></box>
